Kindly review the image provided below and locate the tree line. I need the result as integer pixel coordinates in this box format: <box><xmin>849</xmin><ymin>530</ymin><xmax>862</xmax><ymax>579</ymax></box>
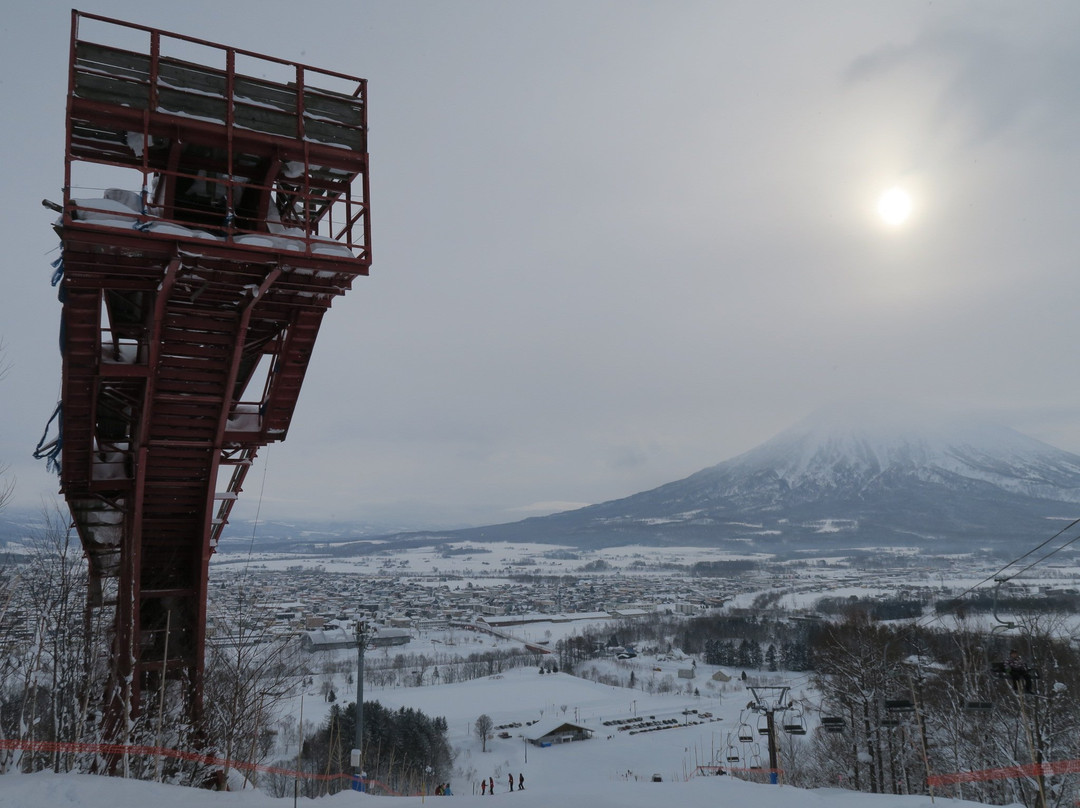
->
<box><xmin>259</xmin><ymin>700</ymin><xmax>452</xmax><ymax>798</ymax></box>
<box><xmin>790</xmin><ymin>613</ymin><xmax>1080</xmax><ymax>808</ymax></box>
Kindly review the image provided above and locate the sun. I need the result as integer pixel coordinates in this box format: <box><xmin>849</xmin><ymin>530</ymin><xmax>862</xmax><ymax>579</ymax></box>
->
<box><xmin>877</xmin><ymin>187</ymin><xmax>913</xmax><ymax>226</ymax></box>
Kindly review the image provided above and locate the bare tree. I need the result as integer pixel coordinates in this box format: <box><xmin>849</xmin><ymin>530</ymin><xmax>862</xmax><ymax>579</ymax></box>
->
<box><xmin>0</xmin><ymin>506</ymin><xmax>110</xmax><ymax>774</ymax></box>
<box><xmin>199</xmin><ymin>584</ymin><xmax>302</xmax><ymax>787</ymax></box>
<box><xmin>0</xmin><ymin>465</ymin><xmax>11</xmax><ymax>515</ymax></box>
<box><xmin>475</xmin><ymin>714</ymin><xmax>493</xmax><ymax>753</ymax></box>
<box><xmin>0</xmin><ymin>339</ymin><xmax>14</xmax><ymax>513</ymax></box>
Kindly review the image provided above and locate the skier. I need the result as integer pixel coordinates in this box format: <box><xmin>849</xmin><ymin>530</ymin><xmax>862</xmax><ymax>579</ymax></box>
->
<box><xmin>481</xmin><ymin>779</ymin><xmax>487</xmax><ymax>796</ymax></box>
<box><xmin>518</xmin><ymin>773</ymin><xmax>525</xmax><ymax>791</ymax></box>
<box><xmin>508</xmin><ymin>772</ymin><xmax>514</xmax><ymax>791</ymax></box>
<box><xmin>489</xmin><ymin>776</ymin><xmax>494</xmax><ymax>795</ymax></box>
<box><xmin>1006</xmin><ymin>649</ymin><xmax>1034</xmax><ymax>694</ymax></box>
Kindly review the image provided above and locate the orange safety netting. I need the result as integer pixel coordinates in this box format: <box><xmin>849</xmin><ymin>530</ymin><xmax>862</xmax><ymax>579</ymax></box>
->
<box><xmin>928</xmin><ymin>758</ymin><xmax>1080</xmax><ymax>787</ymax></box>
<box><xmin>0</xmin><ymin>738</ymin><xmax>399</xmax><ymax>793</ymax></box>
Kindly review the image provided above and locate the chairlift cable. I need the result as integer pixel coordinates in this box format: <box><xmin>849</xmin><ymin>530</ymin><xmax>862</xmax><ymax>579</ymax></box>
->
<box><xmin>994</xmin><ymin>515</ymin><xmax>1080</xmax><ymax>579</ymax></box>
<box><xmin>803</xmin><ymin>526</ymin><xmax>1073</xmax><ymax>731</ymax></box>
<box><xmin>235</xmin><ymin>447</ymin><xmax>270</xmax><ymax>635</ymax></box>
<box><xmin>243</xmin><ymin>445</ymin><xmax>269</xmax><ymax>568</ymax></box>
<box><xmin>1000</xmin><ymin>530</ymin><xmax>1080</xmax><ymax>581</ymax></box>
<box><xmin>910</xmin><ymin>516</ymin><xmax>1080</xmax><ymax>634</ymax></box>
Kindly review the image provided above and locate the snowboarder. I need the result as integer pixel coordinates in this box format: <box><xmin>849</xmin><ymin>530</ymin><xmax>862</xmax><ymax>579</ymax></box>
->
<box><xmin>481</xmin><ymin>779</ymin><xmax>487</xmax><ymax>796</ymax></box>
<box><xmin>518</xmin><ymin>773</ymin><xmax>525</xmax><ymax>790</ymax></box>
<box><xmin>508</xmin><ymin>772</ymin><xmax>514</xmax><ymax>791</ymax></box>
<box><xmin>489</xmin><ymin>776</ymin><xmax>494</xmax><ymax>795</ymax></box>
<box><xmin>1006</xmin><ymin>649</ymin><xmax>1034</xmax><ymax>694</ymax></box>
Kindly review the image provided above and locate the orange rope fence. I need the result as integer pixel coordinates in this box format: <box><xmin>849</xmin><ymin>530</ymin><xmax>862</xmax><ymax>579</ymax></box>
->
<box><xmin>0</xmin><ymin>738</ymin><xmax>400</xmax><ymax>794</ymax></box>
<box><xmin>696</xmin><ymin>764</ymin><xmax>783</xmax><ymax>784</ymax></box>
<box><xmin>929</xmin><ymin>758</ymin><xmax>1080</xmax><ymax>787</ymax></box>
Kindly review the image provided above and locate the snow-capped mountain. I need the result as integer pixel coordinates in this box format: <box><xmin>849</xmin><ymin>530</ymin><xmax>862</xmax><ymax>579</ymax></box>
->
<box><xmin>438</xmin><ymin>408</ymin><xmax>1080</xmax><ymax>554</ymax></box>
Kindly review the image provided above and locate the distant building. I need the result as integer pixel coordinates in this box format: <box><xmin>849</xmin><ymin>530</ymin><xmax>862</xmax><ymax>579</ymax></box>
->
<box><xmin>369</xmin><ymin>627</ymin><xmax>412</xmax><ymax>647</ymax></box>
<box><xmin>301</xmin><ymin>625</ymin><xmax>412</xmax><ymax>652</ymax></box>
<box><xmin>523</xmin><ymin>719</ymin><xmax>594</xmax><ymax>746</ymax></box>
<box><xmin>609</xmin><ymin>608</ymin><xmax>651</xmax><ymax>619</ymax></box>
<box><xmin>301</xmin><ymin>628</ymin><xmax>355</xmax><ymax>653</ymax></box>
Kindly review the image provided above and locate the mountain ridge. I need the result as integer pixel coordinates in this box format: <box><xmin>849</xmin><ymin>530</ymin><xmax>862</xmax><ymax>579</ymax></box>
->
<box><xmin>343</xmin><ymin>410</ymin><xmax>1080</xmax><ymax>556</ymax></box>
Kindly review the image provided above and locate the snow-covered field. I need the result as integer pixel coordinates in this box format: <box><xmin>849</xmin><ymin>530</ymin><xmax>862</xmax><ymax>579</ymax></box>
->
<box><xmin>210</xmin><ymin>542</ymin><xmax>772</xmax><ymax>578</ymax></box>
<box><xmin>0</xmin><ymin>768</ymin><xmax>1002</xmax><ymax>808</ymax></box>
<box><xmin>7</xmin><ymin>540</ymin><xmax>1070</xmax><ymax>807</ymax></box>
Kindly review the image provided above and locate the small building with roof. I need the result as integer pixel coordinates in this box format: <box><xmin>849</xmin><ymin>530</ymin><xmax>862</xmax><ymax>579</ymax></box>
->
<box><xmin>523</xmin><ymin>719</ymin><xmax>594</xmax><ymax>746</ymax></box>
<box><xmin>301</xmin><ymin>627</ymin><xmax>355</xmax><ymax>653</ymax></box>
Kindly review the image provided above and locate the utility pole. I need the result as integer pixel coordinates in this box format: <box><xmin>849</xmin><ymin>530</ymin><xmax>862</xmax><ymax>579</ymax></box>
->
<box><xmin>748</xmin><ymin>685</ymin><xmax>790</xmax><ymax>785</ymax></box>
<box><xmin>352</xmin><ymin>616</ymin><xmax>372</xmax><ymax>791</ymax></box>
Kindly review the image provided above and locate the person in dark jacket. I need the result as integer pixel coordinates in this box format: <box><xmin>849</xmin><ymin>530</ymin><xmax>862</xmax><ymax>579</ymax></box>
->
<box><xmin>508</xmin><ymin>772</ymin><xmax>514</xmax><ymax>791</ymax></box>
<box><xmin>518</xmin><ymin>773</ymin><xmax>525</xmax><ymax>790</ymax></box>
<box><xmin>489</xmin><ymin>776</ymin><xmax>494</xmax><ymax>795</ymax></box>
<box><xmin>1006</xmin><ymin>649</ymin><xmax>1034</xmax><ymax>694</ymax></box>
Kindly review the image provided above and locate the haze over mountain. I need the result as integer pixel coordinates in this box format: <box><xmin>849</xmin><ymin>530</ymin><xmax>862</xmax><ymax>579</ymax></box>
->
<box><xmin>10</xmin><ymin>408</ymin><xmax>1078</xmax><ymax>559</ymax></box>
<box><xmin>343</xmin><ymin>407</ymin><xmax>1080</xmax><ymax>556</ymax></box>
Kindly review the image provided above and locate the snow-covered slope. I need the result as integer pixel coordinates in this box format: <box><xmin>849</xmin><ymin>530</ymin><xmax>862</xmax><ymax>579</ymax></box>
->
<box><xmin>742</xmin><ymin>407</ymin><xmax>1080</xmax><ymax>505</ymax></box>
<box><xmin>0</xmin><ymin>768</ymin><xmax>987</xmax><ymax>808</ymax></box>
<box><xmin>0</xmin><ymin>666</ymin><xmax>1003</xmax><ymax>808</ymax></box>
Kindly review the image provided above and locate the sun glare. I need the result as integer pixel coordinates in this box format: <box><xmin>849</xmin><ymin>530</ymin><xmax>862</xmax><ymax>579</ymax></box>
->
<box><xmin>877</xmin><ymin>187</ymin><xmax>913</xmax><ymax>226</ymax></box>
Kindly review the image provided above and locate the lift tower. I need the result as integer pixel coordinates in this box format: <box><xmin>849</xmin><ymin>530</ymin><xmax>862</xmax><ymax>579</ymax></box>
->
<box><xmin>49</xmin><ymin>11</ymin><xmax>370</xmax><ymax>728</ymax></box>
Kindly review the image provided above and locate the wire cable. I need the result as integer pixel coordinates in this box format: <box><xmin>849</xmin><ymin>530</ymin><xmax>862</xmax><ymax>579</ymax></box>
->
<box><xmin>912</xmin><ymin>516</ymin><xmax>1080</xmax><ymax>634</ymax></box>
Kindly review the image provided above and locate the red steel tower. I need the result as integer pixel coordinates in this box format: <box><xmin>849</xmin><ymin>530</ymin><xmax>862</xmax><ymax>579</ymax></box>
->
<box><xmin>47</xmin><ymin>11</ymin><xmax>370</xmax><ymax>727</ymax></box>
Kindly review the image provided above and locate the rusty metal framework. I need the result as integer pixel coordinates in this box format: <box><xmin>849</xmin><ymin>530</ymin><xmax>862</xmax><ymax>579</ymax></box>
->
<box><xmin>52</xmin><ymin>10</ymin><xmax>370</xmax><ymax>730</ymax></box>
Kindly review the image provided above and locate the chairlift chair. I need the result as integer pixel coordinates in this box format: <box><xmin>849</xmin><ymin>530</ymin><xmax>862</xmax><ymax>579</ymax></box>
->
<box><xmin>993</xmin><ymin>654</ymin><xmax>1040</xmax><ymax>695</ymax></box>
<box><xmin>737</xmin><ymin>719</ymin><xmax>754</xmax><ymax>743</ymax></box>
<box><xmin>782</xmin><ymin>710</ymin><xmax>807</xmax><ymax>735</ymax></box>
<box><xmin>757</xmin><ymin>714</ymin><xmax>770</xmax><ymax>735</ymax></box>
<box><xmin>820</xmin><ymin>716</ymin><xmax>845</xmax><ymax>733</ymax></box>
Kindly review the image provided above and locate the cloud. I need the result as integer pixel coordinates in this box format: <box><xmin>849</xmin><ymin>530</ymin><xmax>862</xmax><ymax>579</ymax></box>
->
<box><xmin>504</xmin><ymin>501</ymin><xmax>591</xmax><ymax>516</ymax></box>
<box><xmin>7</xmin><ymin>2</ymin><xmax>1080</xmax><ymax>531</ymax></box>
<box><xmin>844</xmin><ymin>10</ymin><xmax>1080</xmax><ymax>149</ymax></box>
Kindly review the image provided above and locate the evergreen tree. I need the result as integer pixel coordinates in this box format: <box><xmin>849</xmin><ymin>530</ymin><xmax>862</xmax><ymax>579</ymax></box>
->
<box><xmin>298</xmin><ymin>701</ymin><xmax>452</xmax><ymax>795</ymax></box>
<box><xmin>765</xmin><ymin>644</ymin><xmax>778</xmax><ymax>672</ymax></box>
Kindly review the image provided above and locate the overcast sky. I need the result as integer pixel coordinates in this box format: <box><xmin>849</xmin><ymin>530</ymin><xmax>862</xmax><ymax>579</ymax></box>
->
<box><xmin>3</xmin><ymin>1</ymin><xmax>1080</xmax><ymax>529</ymax></box>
